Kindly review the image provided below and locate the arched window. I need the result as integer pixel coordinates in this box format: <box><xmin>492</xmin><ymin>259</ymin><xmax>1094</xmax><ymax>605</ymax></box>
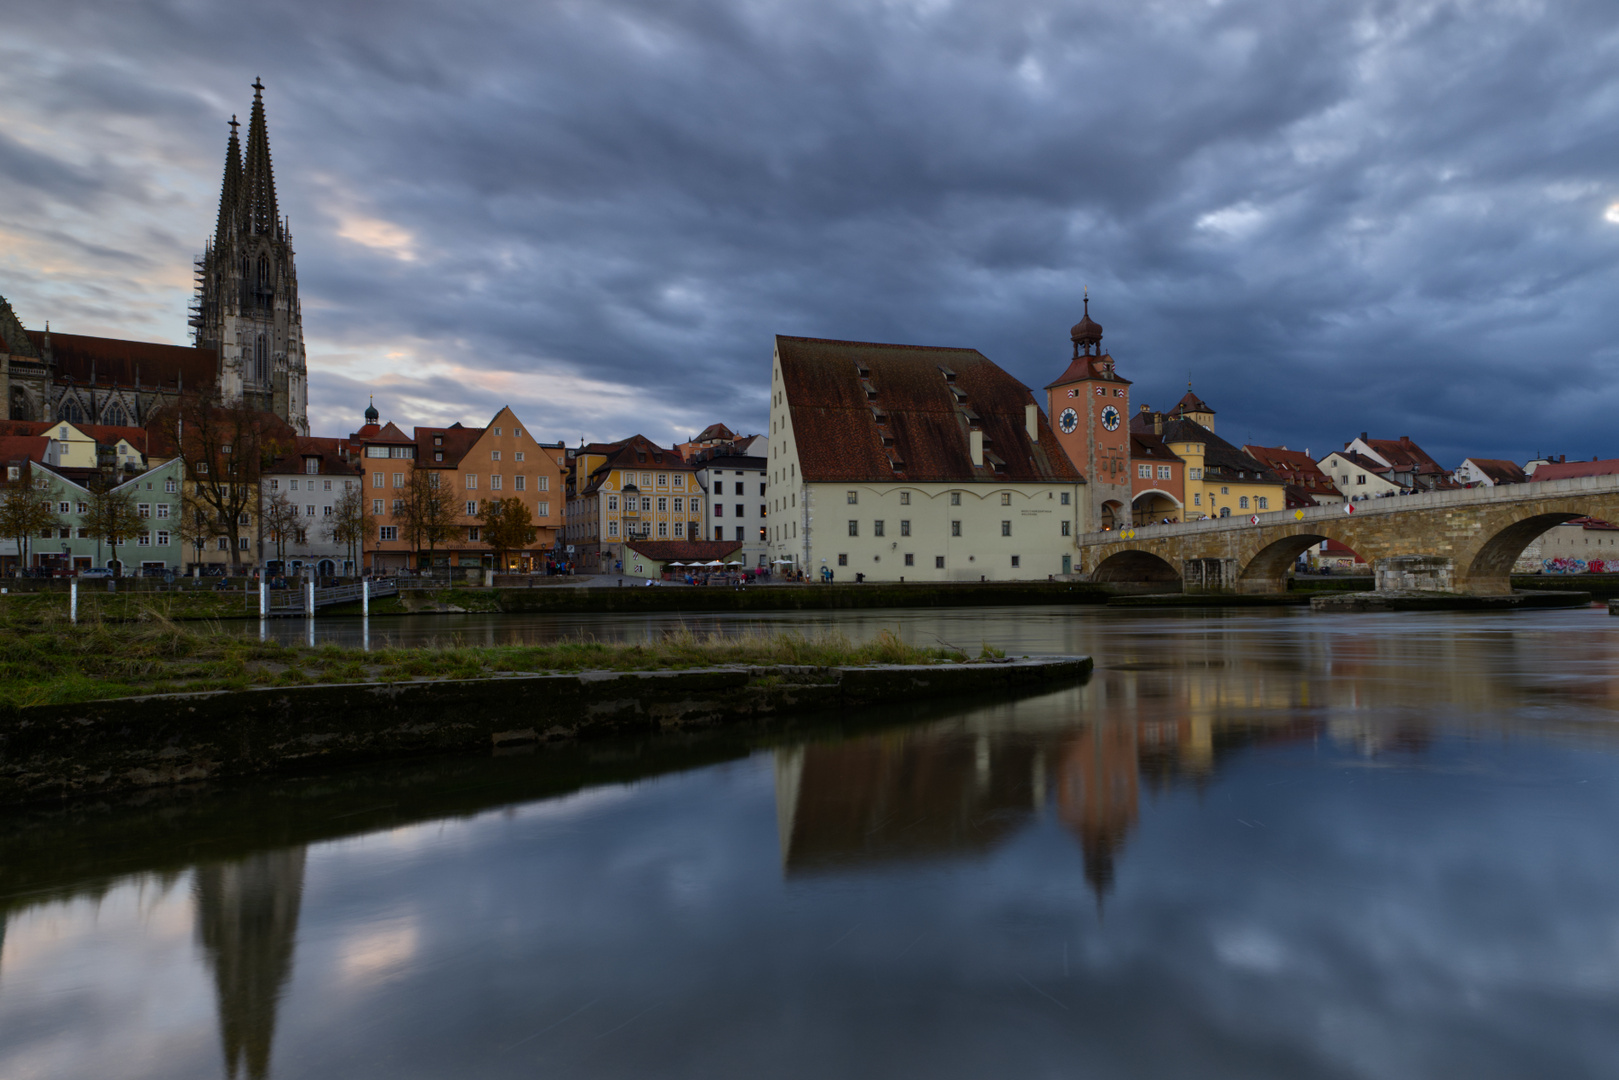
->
<box><xmin>257</xmin><ymin>254</ymin><xmax>272</xmax><ymax>309</ymax></box>
<box><xmin>1239</xmin><ymin>496</ymin><xmax>1250</xmax><ymax>509</ymax></box>
<box><xmin>1219</xmin><ymin>506</ymin><xmax>1231</xmax><ymax>518</ymax></box>
<box><xmin>255</xmin><ymin>334</ymin><xmax>268</xmax><ymax>385</ymax></box>
<box><xmin>58</xmin><ymin>397</ymin><xmax>84</xmax><ymax>424</ymax></box>
<box><xmin>103</xmin><ymin>403</ymin><xmax>129</xmax><ymax>428</ymax></box>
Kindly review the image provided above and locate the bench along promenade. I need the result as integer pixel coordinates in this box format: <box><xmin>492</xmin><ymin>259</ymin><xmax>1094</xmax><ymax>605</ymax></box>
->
<box><xmin>1078</xmin><ymin>472</ymin><xmax>1619</xmax><ymax>595</ymax></box>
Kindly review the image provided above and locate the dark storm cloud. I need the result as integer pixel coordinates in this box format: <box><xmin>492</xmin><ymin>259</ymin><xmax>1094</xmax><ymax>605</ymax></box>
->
<box><xmin>3</xmin><ymin>0</ymin><xmax>1619</xmax><ymax>459</ymax></box>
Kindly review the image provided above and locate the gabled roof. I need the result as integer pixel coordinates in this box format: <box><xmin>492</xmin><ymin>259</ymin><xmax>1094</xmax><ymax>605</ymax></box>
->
<box><xmin>1243</xmin><ymin>444</ymin><xmax>1341</xmax><ymax>495</ymax></box>
<box><xmin>413</xmin><ymin>425</ymin><xmax>485</xmax><ymax>467</ymax></box>
<box><xmin>1353</xmin><ymin>435</ymin><xmax>1445</xmax><ymax>474</ymax></box>
<box><xmin>1129</xmin><ymin>432</ymin><xmax>1182</xmax><ymax>462</ymax></box>
<box><xmin>359</xmin><ymin>421</ymin><xmax>414</xmax><ymax>445</ymax></box>
<box><xmin>1176</xmin><ymin>390</ymin><xmax>1215</xmax><ymax>414</ymax></box>
<box><xmin>24</xmin><ymin>329</ymin><xmax>216</xmax><ymax>390</ymax></box>
<box><xmin>692</xmin><ymin>423</ymin><xmax>736</xmax><ymax>442</ymax></box>
<box><xmin>582</xmin><ymin>435</ymin><xmax>695</xmax><ymax>494</ymax></box>
<box><xmin>1324</xmin><ymin>449</ymin><xmax>1395</xmax><ymax>475</ymax></box>
<box><xmin>76</xmin><ymin>424</ymin><xmax>147</xmax><ymax>450</ymax></box>
<box><xmin>624</xmin><ymin>539</ymin><xmax>745</xmax><ymax>563</ymax></box>
<box><xmin>1531</xmin><ymin>458</ymin><xmax>1619</xmax><ymax>481</ymax></box>
<box><xmin>1460</xmin><ymin>458</ymin><xmax>1526</xmax><ymax>485</ymax></box>
<box><xmin>778</xmin><ymin>335</ymin><xmax>1081</xmax><ymax>484</ymax></box>
<box><xmin>1157</xmin><ymin>417</ymin><xmax>1280</xmax><ymax>485</ymax></box>
<box><xmin>693</xmin><ymin>454</ymin><xmax>767</xmax><ymax>471</ymax></box>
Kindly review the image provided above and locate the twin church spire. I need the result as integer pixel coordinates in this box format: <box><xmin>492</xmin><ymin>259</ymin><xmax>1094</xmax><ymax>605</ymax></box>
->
<box><xmin>193</xmin><ymin>79</ymin><xmax>308</xmax><ymax>434</ymax></box>
<box><xmin>212</xmin><ymin>79</ymin><xmax>283</xmax><ymax>248</ymax></box>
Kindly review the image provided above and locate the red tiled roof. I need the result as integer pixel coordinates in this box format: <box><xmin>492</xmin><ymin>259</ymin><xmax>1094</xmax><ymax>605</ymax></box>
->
<box><xmin>266</xmin><ymin>436</ymin><xmax>362</xmax><ymax>476</ymax></box>
<box><xmin>1530</xmin><ymin>458</ymin><xmax>1619</xmax><ymax>481</ymax></box>
<box><xmin>1044</xmin><ymin>352</ymin><xmax>1131</xmax><ymax>390</ymax></box>
<box><xmin>358</xmin><ymin>421</ymin><xmax>414</xmax><ymax>445</ymax></box>
<box><xmin>1176</xmin><ymin>390</ymin><xmax>1215</xmax><ymax>414</ymax></box>
<box><xmin>778</xmin><ymin>335</ymin><xmax>1081</xmax><ymax>484</ymax></box>
<box><xmin>624</xmin><ymin>539</ymin><xmax>744</xmax><ymax>563</ymax></box>
<box><xmin>23</xmin><ymin>329</ymin><xmax>216</xmax><ymax>390</ymax></box>
<box><xmin>1244</xmin><ymin>444</ymin><xmax>1342</xmax><ymax>496</ymax></box>
<box><xmin>1565</xmin><ymin>516</ymin><xmax>1619</xmax><ymax>530</ymax></box>
<box><xmin>1461</xmin><ymin>458</ymin><xmax>1526</xmax><ymax>485</ymax></box>
<box><xmin>692</xmin><ymin>423</ymin><xmax>735</xmax><ymax>442</ymax></box>
<box><xmin>0</xmin><ymin>435</ymin><xmax>48</xmax><ymax>465</ymax></box>
<box><xmin>414</xmin><ymin>425</ymin><xmax>485</xmax><ymax>467</ymax></box>
<box><xmin>1356</xmin><ymin>435</ymin><xmax>1445</xmax><ymax>474</ymax></box>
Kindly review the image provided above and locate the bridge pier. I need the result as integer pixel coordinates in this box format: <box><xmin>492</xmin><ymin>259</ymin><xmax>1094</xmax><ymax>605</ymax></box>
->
<box><xmin>1374</xmin><ymin>556</ymin><xmax>1455</xmax><ymax>593</ymax></box>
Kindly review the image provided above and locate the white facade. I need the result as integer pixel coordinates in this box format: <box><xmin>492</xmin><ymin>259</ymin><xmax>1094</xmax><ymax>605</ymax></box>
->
<box><xmin>693</xmin><ymin>455</ymin><xmax>768</xmax><ymax>567</ymax></box>
<box><xmin>764</xmin><ymin>343</ymin><xmax>1082</xmax><ymax>581</ymax></box>
<box><xmin>261</xmin><ymin>470</ymin><xmax>362</xmax><ymax>575</ymax></box>
<box><xmin>1318</xmin><ymin>452</ymin><xmax>1403</xmax><ymax>499</ymax></box>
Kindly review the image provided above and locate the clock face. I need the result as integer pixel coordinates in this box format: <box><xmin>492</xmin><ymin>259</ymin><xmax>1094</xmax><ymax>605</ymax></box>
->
<box><xmin>1058</xmin><ymin>408</ymin><xmax>1078</xmax><ymax>434</ymax></box>
<box><xmin>1101</xmin><ymin>405</ymin><xmax>1121</xmax><ymax>431</ymax></box>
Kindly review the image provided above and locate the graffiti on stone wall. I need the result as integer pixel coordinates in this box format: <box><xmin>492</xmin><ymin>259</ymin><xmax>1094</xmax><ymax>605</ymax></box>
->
<box><xmin>1541</xmin><ymin>557</ymin><xmax>1608</xmax><ymax>574</ymax></box>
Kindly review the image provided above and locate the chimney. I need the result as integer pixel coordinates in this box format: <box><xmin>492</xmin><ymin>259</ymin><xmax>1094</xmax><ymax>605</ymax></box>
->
<box><xmin>970</xmin><ymin>429</ymin><xmax>984</xmax><ymax>467</ymax></box>
<box><xmin>1025</xmin><ymin>403</ymin><xmax>1037</xmax><ymax>441</ymax></box>
<box><xmin>1401</xmin><ymin>436</ymin><xmax>1412</xmax><ymax>445</ymax></box>
<box><xmin>1154</xmin><ymin>413</ymin><xmax>1162</xmax><ymax>436</ymax></box>
<box><xmin>1360</xmin><ymin>432</ymin><xmax>1368</xmax><ymax>441</ymax></box>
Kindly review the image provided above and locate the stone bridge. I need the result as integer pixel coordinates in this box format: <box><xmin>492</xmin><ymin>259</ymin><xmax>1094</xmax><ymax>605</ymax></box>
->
<box><xmin>1077</xmin><ymin>474</ymin><xmax>1619</xmax><ymax>595</ymax></box>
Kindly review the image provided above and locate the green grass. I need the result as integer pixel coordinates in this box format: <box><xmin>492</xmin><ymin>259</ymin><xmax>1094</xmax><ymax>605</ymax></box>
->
<box><xmin>0</xmin><ymin>600</ymin><xmax>971</xmax><ymax>710</ymax></box>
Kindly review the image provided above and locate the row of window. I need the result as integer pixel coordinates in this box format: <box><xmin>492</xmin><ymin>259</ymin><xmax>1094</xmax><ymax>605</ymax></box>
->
<box><xmin>372</xmin><ymin>473</ymin><xmax>550</xmax><ymax>492</ymax></box>
<box><xmin>606</xmin><ymin>495</ymin><xmax>702</xmax><ymax>513</ymax></box>
<box><xmin>834</xmin><ymin>553</ymin><xmax>1012</xmax><ymax>569</ymax></box>
<box><xmin>1136</xmin><ymin>465</ymin><xmax>1175</xmax><ymax>479</ymax></box>
<box><xmin>843</xmin><ymin>519</ymin><xmax>1070</xmax><ymax>538</ymax></box>
<box><xmin>43</xmin><ymin>529</ymin><xmax>179</xmax><ymax>546</ymax></box>
<box><xmin>269</xmin><ymin>478</ymin><xmax>354</xmax><ymax>492</ymax></box>
<box><xmin>372</xmin><ymin>500</ymin><xmax>552</xmax><ymax>518</ymax></box>
<box><xmin>843</xmin><ymin>490</ymin><xmax>1072</xmax><ymax>507</ymax></box>
<box><xmin>712</xmin><ymin>504</ymin><xmax>764</xmax><ymax>518</ymax></box>
<box><xmin>1189</xmin><ymin>494</ymin><xmax>1270</xmax><ymax>510</ymax></box>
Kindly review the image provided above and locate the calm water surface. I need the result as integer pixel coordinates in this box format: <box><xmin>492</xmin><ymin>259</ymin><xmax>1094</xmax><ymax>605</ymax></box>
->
<box><xmin>5</xmin><ymin>606</ymin><xmax>1619</xmax><ymax>1078</ymax></box>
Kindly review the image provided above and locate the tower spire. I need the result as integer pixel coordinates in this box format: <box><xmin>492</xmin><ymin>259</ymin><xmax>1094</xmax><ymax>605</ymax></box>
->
<box><xmin>241</xmin><ymin>78</ymin><xmax>280</xmax><ymax>239</ymax></box>
<box><xmin>214</xmin><ymin>116</ymin><xmax>243</xmax><ymax>247</ymax></box>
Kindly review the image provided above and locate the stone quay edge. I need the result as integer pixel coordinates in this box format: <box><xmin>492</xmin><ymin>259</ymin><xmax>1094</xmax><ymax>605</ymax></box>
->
<box><xmin>0</xmin><ymin>656</ymin><xmax>1093</xmax><ymax>806</ymax></box>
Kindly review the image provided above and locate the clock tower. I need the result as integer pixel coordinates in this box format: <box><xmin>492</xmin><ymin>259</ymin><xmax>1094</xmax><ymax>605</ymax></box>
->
<box><xmin>1045</xmin><ymin>296</ymin><xmax>1132</xmax><ymax>532</ymax></box>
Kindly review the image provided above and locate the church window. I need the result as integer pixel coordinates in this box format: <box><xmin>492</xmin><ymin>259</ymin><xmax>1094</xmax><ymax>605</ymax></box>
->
<box><xmin>255</xmin><ymin>334</ymin><xmax>268</xmax><ymax>384</ymax></box>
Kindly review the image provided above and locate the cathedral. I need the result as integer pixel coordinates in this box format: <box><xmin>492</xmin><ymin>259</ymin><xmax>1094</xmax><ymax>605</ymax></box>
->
<box><xmin>0</xmin><ymin>80</ymin><xmax>309</xmax><ymax>434</ymax></box>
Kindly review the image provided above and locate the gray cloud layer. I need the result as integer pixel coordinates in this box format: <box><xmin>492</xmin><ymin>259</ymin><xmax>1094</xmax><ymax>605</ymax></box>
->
<box><xmin>2</xmin><ymin>0</ymin><xmax>1618</xmax><ymax>461</ymax></box>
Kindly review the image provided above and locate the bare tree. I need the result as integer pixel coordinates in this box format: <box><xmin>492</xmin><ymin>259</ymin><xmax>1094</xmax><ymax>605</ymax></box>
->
<box><xmin>177</xmin><ymin>500</ymin><xmax>218</xmax><ymax>575</ymax></box>
<box><xmin>0</xmin><ymin>470</ymin><xmax>61</xmax><ymax>574</ymax></box>
<box><xmin>324</xmin><ymin>486</ymin><xmax>374</xmax><ymax>575</ymax></box>
<box><xmin>478</xmin><ymin>497</ymin><xmax>534</xmax><ymax>571</ymax></box>
<box><xmin>153</xmin><ymin>392</ymin><xmax>292</xmax><ymax>570</ymax></box>
<box><xmin>262</xmin><ymin>490</ymin><xmax>302</xmax><ymax>568</ymax></box>
<box><xmin>83</xmin><ymin>487</ymin><xmax>143</xmax><ymax>575</ymax></box>
<box><xmin>396</xmin><ymin>470</ymin><xmax>460</xmax><ymax>572</ymax></box>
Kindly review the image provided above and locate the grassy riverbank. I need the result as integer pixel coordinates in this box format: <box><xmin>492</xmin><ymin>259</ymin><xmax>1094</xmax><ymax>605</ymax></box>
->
<box><xmin>0</xmin><ymin>605</ymin><xmax>989</xmax><ymax>710</ymax></box>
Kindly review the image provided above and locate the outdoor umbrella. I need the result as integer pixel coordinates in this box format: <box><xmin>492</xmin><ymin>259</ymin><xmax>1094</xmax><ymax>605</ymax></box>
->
<box><xmin>703</xmin><ymin>560</ymin><xmax>724</xmax><ymax>566</ymax></box>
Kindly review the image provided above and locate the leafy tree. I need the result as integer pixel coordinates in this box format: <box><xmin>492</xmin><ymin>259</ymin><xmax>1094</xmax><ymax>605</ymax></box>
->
<box><xmin>478</xmin><ymin>497</ymin><xmax>533</xmax><ymax>571</ymax></box>
<box><xmin>323</xmin><ymin>486</ymin><xmax>374</xmax><ymax>574</ymax></box>
<box><xmin>397</xmin><ymin>470</ymin><xmax>460</xmax><ymax>571</ymax></box>
<box><xmin>0</xmin><ymin>471</ymin><xmax>61</xmax><ymax>574</ymax></box>
<box><xmin>83</xmin><ymin>487</ymin><xmax>142</xmax><ymax>575</ymax></box>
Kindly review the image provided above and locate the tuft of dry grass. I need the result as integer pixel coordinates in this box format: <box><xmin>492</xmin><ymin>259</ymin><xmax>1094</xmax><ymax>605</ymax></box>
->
<box><xmin>0</xmin><ymin>602</ymin><xmax>969</xmax><ymax>709</ymax></box>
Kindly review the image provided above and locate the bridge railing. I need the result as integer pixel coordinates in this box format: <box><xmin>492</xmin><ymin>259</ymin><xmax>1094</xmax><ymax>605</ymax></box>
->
<box><xmin>1077</xmin><ymin>472</ymin><xmax>1619</xmax><ymax>545</ymax></box>
<box><xmin>253</xmin><ymin>577</ymin><xmax>400</xmax><ymax>614</ymax></box>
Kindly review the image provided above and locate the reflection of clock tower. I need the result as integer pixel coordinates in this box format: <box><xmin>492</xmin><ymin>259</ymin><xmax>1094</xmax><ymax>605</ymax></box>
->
<box><xmin>1045</xmin><ymin>296</ymin><xmax>1132</xmax><ymax>532</ymax></box>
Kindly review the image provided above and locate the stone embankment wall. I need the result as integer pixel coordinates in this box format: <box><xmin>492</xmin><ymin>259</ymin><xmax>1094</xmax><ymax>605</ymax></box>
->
<box><xmin>395</xmin><ymin>581</ymin><xmax>1121</xmax><ymax>614</ymax></box>
<box><xmin>0</xmin><ymin>657</ymin><xmax>1091</xmax><ymax>806</ymax></box>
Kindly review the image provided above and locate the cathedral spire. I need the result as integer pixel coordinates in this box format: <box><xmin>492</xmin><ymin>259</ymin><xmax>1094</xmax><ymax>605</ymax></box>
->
<box><xmin>214</xmin><ymin>116</ymin><xmax>243</xmax><ymax>247</ymax></box>
<box><xmin>240</xmin><ymin>78</ymin><xmax>280</xmax><ymax>239</ymax></box>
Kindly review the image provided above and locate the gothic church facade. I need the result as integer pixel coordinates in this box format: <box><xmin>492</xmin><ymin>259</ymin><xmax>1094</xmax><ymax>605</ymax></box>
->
<box><xmin>0</xmin><ymin>80</ymin><xmax>309</xmax><ymax>434</ymax></box>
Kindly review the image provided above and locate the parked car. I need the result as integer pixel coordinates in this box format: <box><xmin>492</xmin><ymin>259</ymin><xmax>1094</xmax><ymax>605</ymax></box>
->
<box><xmin>78</xmin><ymin>568</ymin><xmax>114</xmax><ymax>579</ymax></box>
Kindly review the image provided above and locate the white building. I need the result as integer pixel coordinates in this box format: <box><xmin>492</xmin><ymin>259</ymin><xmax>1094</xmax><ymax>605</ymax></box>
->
<box><xmin>260</xmin><ymin>436</ymin><xmax>364</xmax><ymax>575</ymax></box>
<box><xmin>1317</xmin><ymin>450</ymin><xmax>1404</xmax><ymax>500</ymax></box>
<box><xmin>765</xmin><ymin>335</ymin><xmax>1083</xmax><ymax>581</ymax></box>
<box><xmin>692</xmin><ymin>453</ymin><xmax>768</xmax><ymax>568</ymax></box>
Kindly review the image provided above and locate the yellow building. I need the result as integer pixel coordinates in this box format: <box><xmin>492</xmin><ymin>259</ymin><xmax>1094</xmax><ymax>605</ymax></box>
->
<box><xmin>1134</xmin><ymin>392</ymin><xmax>1285</xmax><ymax>521</ymax></box>
<box><xmin>564</xmin><ymin>435</ymin><xmax>705</xmax><ymax>571</ymax></box>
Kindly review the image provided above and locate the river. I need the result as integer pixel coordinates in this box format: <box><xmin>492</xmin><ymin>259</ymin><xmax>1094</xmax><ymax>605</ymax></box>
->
<box><xmin>3</xmin><ymin>605</ymin><xmax>1619</xmax><ymax>1078</ymax></box>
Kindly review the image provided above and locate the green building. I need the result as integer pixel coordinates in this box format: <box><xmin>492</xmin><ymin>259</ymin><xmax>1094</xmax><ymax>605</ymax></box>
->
<box><xmin>32</xmin><ymin>458</ymin><xmax>185</xmax><ymax>574</ymax></box>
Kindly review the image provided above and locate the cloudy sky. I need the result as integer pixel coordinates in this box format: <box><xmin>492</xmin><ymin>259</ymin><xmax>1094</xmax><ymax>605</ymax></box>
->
<box><xmin>2</xmin><ymin>0</ymin><xmax>1617</xmax><ymax>463</ymax></box>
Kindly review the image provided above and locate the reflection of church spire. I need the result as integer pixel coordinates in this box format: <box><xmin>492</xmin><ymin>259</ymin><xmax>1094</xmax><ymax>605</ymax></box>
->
<box><xmin>1055</xmin><ymin>722</ymin><xmax>1140</xmax><ymax>902</ymax></box>
<box><xmin>193</xmin><ymin>848</ymin><xmax>307</xmax><ymax>1080</ymax></box>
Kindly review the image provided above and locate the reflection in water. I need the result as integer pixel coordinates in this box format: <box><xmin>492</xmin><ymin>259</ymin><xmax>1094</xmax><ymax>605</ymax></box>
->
<box><xmin>192</xmin><ymin>850</ymin><xmax>307</xmax><ymax>1080</ymax></box>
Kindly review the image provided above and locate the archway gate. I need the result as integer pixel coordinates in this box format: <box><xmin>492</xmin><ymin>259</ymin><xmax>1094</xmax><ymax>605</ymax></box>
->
<box><xmin>1077</xmin><ymin>474</ymin><xmax>1619</xmax><ymax>595</ymax></box>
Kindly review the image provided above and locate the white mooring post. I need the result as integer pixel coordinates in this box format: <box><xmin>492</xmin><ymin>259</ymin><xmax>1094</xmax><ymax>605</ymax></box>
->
<box><xmin>259</xmin><ymin>580</ymin><xmax>268</xmax><ymax>618</ymax></box>
<box><xmin>362</xmin><ymin>578</ymin><xmax>370</xmax><ymax>617</ymax></box>
<box><xmin>304</xmin><ymin>579</ymin><xmax>315</xmax><ymax>618</ymax></box>
<box><xmin>70</xmin><ymin>579</ymin><xmax>78</xmax><ymax>624</ymax></box>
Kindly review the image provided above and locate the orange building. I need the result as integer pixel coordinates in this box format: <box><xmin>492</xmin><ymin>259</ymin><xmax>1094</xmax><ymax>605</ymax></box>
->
<box><xmin>1129</xmin><ymin>431</ymin><xmax>1184</xmax><ymax>525</ymax></box>
<box><xmin>355</xmin><ymin>402</ymin><xmax>566</xmax><ymax>573</ymax></box>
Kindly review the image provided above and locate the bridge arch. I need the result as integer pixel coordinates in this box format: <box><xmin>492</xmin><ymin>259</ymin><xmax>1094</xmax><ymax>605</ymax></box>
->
<box><xmin>1131</xmin><ymin>489</ymin><xmax>1182</xmax><ymax>527</ymax></box>
<box><xmin>1459</xmin><ymin>510</ymin><xmax>1586</xmax><ymax>593</ymax></box>
<box><xmin>1092</xmin><ymin>549</ymin><xmax>1180</xmax><ymax>584</ymax></box>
